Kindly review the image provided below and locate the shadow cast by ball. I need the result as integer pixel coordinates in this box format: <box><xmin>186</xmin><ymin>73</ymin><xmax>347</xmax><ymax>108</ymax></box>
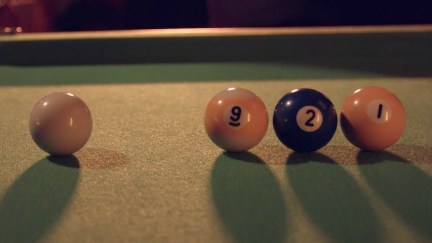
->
<box><xmin>286</xmin><ymin>151</ymin><xmax>336</xmax><ymax>165</ymax></box>
<box><xmin>286</xmin><ymin>152</ymin><xmax>381</xmax><ymax>243</ymax></box>
<box><xmin>0</xmin><ymin>156</ymin><xmax>80</xmax><ymax>242</ymax></box>
<box><xmin>358</xmin><ymin>149</ymin><xmax>432</xmax><ymax>241</ymax></box>
<box><xmin>211</xmin><ymin>152</ymin><xmax>287</xmax><ymax>243</ymax></box>
<box><xmin>47</xmin><ymin>154</ymin><xmax>81</xmax><ymax>168</ymax></box>
<box><xmin>223</xmin><ymin>151</ymin><xmax>266</xmax><ymax>164</ymax></box>
<box><xmin>356</xmin><ymin>150</ymin><xmax>410</xmax><ymax>164</ymax></box>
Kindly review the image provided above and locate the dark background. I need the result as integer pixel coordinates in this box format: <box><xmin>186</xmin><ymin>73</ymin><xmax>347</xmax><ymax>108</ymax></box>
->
<box><xmin>1</xmin><ymin>0</ymin><xmax>432</xmax><ymax>32</ymax></box>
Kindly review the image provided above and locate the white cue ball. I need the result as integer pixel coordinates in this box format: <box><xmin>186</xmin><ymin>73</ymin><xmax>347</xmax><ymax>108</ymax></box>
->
<box><xmin>29</xmin><ymin>92</ymin><xmax>93</xmax><ymax>156</ymax></box>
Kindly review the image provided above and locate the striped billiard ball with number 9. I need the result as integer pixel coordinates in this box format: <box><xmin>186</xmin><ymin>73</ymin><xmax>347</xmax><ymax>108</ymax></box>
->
<box><xmin>273</xmin><ymin>88</ymin><xmax>338</xmax><ymax>153</ymax></box>
<box><xmin>340</xmin><ymin>86</ymin><xmax>406</xmax><ymax>151</ymax></box>
<box><xmin>204</xmin><ymin>88</ymin><xmax>268</xmax><ymax>152</ymax></box>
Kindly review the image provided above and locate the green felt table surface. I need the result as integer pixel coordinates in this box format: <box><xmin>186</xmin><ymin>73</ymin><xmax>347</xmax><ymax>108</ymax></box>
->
<box><xmin>0</xmin><ymin>26</ymin><xmax>432</xmax><ymax>243</ymax></box>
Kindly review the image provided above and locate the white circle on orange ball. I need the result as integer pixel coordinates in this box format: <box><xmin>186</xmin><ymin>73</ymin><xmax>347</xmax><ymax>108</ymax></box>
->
<box><xmin>222</xmin><ymin>105</ymin><xmax>249</xmax><ymax>129</ymax></box>
<box><xmin>296</xmin><ymin>106</ymin><xmax>323</xmax><ymax>132</ymax></box>
<box><xmin>29</xmin><ymin>92</ymin><xmax>92</xmax><ymax>156</ymax></box>
<box><xmin>366</xmin><ymin>99</ymin><xmax>392</xmax><ymax>124</ymax></box>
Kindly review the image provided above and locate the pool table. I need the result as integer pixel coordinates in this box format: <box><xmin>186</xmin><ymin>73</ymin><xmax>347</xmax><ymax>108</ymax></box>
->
<box><xmin>1</xmin><ymin>26</ymin><xmax>432</xmax><ymax>243</ymax></box>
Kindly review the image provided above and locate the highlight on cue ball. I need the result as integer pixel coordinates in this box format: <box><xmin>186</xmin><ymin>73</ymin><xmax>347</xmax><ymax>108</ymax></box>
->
<box><xmin>29</xmin><ymin>92</ymin><xmax>93</xmax><ymax>156</ymax></box>
<box><xmin>340</xmin><ymin>86</ymin><xmax>406</xmax><ymax>151</ymax></box>
<box><xmin>204</xmin><ymin>87</ymin><xmax>269</xmax><ymax>152</ymax></box>
<box><xmin>273</xmin><ymin>88</ymin><xmax>338</xmax><ymax>153</ymax></box>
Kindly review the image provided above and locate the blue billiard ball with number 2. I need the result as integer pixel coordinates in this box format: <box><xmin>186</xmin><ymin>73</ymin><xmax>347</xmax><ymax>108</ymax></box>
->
<box><xmin>273</xmin><ymin>88</ymin><xmax>337</xmax><ymax>153</ymax></box>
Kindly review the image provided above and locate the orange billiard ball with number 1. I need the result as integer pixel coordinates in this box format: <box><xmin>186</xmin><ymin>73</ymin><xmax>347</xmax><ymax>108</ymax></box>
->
<box><xmin>204</xmin><ymin>88</ymin><xmax>268</xmax><ymax>152</ymax></box>
<box><xmin>340</xmin><ymin>86</ymin><xmax>406</xmax><ymax>151</ymax></box>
